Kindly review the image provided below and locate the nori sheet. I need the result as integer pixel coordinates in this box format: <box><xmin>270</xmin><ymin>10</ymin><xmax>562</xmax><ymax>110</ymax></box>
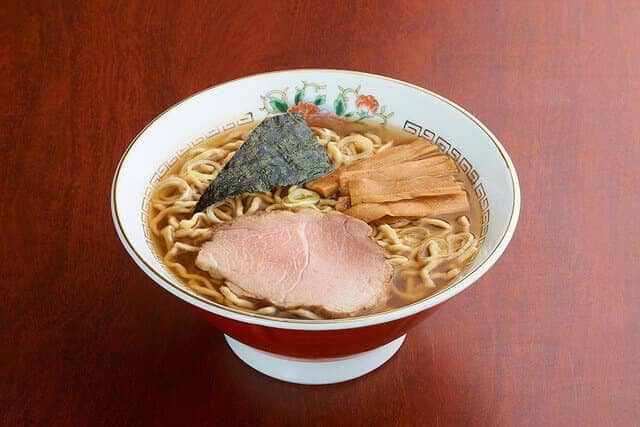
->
<box><xmin>193</xmin><ymin>113</ymin><xmax>335</xmax><ymax>213</ymax></box>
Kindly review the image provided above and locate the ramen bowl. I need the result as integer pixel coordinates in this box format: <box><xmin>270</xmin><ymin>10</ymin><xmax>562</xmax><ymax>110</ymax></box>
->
<box><xmin>111</xmin><ymin>69</ymin><xmax>520</xmax><ymax>385</ymax></box>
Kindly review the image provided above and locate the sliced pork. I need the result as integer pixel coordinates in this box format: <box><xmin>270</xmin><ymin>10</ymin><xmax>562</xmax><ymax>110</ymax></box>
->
<box><xmin>195</xmin><ymin>210</ymin><xmax>392</xmax><ymax>316</ymax></box>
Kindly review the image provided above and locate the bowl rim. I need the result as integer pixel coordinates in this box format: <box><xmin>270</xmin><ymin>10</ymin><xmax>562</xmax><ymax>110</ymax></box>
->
<box><xmin>111</xmin><ymin>68</ymin><xmax>521</xmax><ymax>331</ymax></box>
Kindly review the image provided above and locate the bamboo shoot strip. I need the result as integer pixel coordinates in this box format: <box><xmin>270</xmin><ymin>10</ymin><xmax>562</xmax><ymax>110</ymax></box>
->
<box><xmin>306</xmin><ymin>140</ymin><xmax>442</xmax><ymax>197</ymax></box>
<box><xmin>337</xmin><ymin>156</ymin><xmax>457</xmax><ymax>194</ymax></box>
<box><xmin>344</xmin><ymin>193</ymin><xmax>470</xmax><ymax>223</ymax></box>
<box><xmin>349</xmin><ymin>176</ymin><xmax>463</xmax><ymax>205</ymax></box>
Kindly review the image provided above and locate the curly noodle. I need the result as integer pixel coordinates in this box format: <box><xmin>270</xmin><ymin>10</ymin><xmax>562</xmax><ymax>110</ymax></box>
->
<box><xmin>148</xmin><ymin>123</ymin><xmax>478</xmax><ymax>319</ymax></box>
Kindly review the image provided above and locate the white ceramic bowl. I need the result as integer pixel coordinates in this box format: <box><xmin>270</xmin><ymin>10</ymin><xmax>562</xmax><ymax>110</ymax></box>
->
<box><xmin>112</xmin><ymin>69</ymin><xmax>520</xmax><ymax>384</ymax></box>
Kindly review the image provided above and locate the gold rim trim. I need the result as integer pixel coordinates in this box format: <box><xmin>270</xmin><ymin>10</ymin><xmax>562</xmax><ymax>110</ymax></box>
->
<box><xmin>112</xmin><ymin>69</ymin><xmax>519</xmax><ymax>326</ymax></box>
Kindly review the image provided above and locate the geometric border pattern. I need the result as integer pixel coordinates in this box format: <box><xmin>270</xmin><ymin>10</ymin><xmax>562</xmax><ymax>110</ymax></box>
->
<box><xmin>403</xmin><ymin>119</ymin><xmax>490</xmax><ymax>243</ymax></box>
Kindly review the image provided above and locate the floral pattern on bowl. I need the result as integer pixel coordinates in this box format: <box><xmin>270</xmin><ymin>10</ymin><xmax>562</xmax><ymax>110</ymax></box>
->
<box><xmin>260</xmin><ymin>81</ymin><xmax>394</xmax><ymax>124</ymax></box>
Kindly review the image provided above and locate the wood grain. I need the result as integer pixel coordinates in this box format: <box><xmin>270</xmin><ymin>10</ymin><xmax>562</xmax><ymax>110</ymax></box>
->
<box><xmin>1</xmin><ymin>1</ymin><xmax>638</xmax><ymax>425</ymax></box>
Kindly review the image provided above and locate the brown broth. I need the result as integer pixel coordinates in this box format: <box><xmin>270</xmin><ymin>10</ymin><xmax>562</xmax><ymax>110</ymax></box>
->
<box><xmin>148</xmin><ymin>117</ymin><xmax>481</xmax><ymax>318</ymax></box>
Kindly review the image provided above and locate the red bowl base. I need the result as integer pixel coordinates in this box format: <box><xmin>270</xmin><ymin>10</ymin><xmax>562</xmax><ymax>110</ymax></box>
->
<box><xmin>196</xmin><ymin>304</ymin><xmax>441</xmax><ymax>359</ymax></box>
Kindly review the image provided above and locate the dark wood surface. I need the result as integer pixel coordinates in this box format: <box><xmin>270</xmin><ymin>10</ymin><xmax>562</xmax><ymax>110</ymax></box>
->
<box><xmin>2</xmin><ymin>1</ymin><xmax>639</xmax><ymax>425</ymax></box>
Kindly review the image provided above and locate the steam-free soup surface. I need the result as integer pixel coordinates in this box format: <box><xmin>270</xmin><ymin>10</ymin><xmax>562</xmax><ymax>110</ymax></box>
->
<box><xmin>148</xmin><ymin>116</ymin><xmax>481</xmax><ymax>319</ymax></box>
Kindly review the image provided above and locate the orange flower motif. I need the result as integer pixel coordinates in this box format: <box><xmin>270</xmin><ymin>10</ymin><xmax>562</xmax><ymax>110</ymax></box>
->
<box><xmin>288</xmin><ymin>102</ymin><xmax>320</xmax><ymax>119</ymax></box>
<box><xmin>355</xmin><ymin>95</ymin><xmax>379</xmax><ymax>114</ymax></box>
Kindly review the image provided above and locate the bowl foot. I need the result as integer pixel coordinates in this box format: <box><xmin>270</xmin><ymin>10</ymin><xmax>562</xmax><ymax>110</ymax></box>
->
<box><xmin>224</xmin><ymin>334</ymin><xmax>406</xmax><ymax>385</ymax></box>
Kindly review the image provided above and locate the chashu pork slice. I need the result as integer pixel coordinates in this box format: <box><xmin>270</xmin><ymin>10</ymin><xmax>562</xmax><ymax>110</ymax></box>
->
<box><xmin>195</xmin><ymin>210</ymin><xmax>392</xmax><ymax>317</ymax></box>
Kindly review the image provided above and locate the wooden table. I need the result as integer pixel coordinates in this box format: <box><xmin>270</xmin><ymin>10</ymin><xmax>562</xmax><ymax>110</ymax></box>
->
<box><xmin>2</xmin><ymin>1</ymin><xmax>638</xmax><ymax>425</ymax></box>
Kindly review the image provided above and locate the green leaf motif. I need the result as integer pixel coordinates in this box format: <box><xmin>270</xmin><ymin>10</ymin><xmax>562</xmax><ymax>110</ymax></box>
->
<box><xmin>269</xmin><ymin>97</ymin><xmax>289</xmax><ymax>113</ymax></box>
<box><xmin>313</xmin><ymin>94</ymin><xmax>326</xmax><ymax>106</ymax></box>
<box><xmin>334</xmin><ymin>95</ymin><xmax>346</xmax><ymax>116</ymax></box>
<box><xmin>294</xmin><ymin>89</ymin><xmax>304</xmax><ymax>105</ymax></box>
